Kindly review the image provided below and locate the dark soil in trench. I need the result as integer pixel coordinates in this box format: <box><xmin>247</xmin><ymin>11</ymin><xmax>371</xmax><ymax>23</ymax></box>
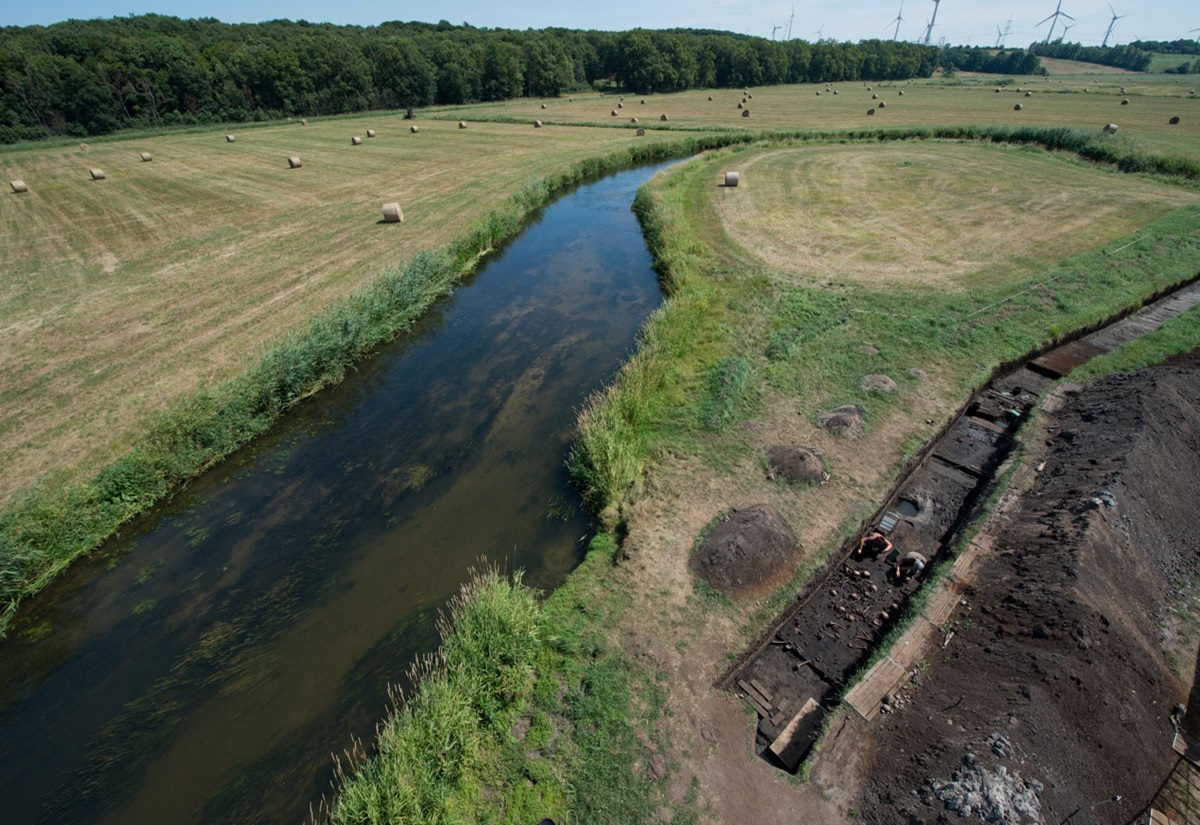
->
<box><xmin>855</xmin><ymin>351</ymin><xmax>1200</xmax><ymax>825</ymax></box>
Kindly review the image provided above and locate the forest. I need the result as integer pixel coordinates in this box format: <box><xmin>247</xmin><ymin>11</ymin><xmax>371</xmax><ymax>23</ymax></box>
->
<box><xmin>1028</xmin><ymin>40</ymin><xmax>1153</xmax><ymax>71</ymax></box>
<box><xmin>0</xmin><ymin>16</ymin><xmax>939</xmax><ymax>142</ymax></box>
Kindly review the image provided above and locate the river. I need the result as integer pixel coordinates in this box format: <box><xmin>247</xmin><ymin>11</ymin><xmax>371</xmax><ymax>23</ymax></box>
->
<box><xmin>0</xmin><ymin>161</ymin><xmax>675</xmax><ymax>824</ymax></box>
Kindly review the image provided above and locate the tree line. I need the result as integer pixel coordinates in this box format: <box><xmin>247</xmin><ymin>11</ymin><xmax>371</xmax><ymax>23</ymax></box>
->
<box><xmin>1028</xmin><ymin>41</ymin><xmax>1151</xmax><ymax>72</ymax></box>
<box><xmin>938</xmin><ymin>47</ymin><xmax>1043</xmax><ymax>76</ymax></box>
<box><xmin>0</xmin><ymin>15</ymin><xmax>939</xmax><ymax>143</ymax></box>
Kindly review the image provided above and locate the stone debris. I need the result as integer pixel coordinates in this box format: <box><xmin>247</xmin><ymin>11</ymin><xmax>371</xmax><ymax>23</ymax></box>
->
<box><xmin>931</xmin><ymin>757</ymin><xmax>1042</xmax><ymax>823</ymax></box>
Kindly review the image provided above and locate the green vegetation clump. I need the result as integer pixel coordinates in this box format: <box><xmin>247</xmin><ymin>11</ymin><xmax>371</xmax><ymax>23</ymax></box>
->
<box><xmin>322</xmin><ymin>552</ymin><xmax>692</xmax><ymax>825</ymax></box>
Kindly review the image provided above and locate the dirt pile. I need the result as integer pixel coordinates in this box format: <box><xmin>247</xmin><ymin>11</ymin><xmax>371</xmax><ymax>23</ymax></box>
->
<box><xmin>819</xmin><ymin>404</ymin><xmax>867</xmax><ymax>438</ymax></box>
<box><xmin>854</xmin><ymin>352</ymin><xmax>1200</xmax><ymax>824</ymax></box>
<box><xmin>766</xmin><ymin>446</ymin><xmax>826</xmax><ymax>483</ymax></box>
<box><xmin>690</xmin><ymin>505</ymin><xmax>797</xmax><ymax>596</ymax></box>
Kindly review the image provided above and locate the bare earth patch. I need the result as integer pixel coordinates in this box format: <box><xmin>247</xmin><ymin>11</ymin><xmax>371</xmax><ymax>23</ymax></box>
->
<box><xmin>690</xmin><ymin>504</ymin><xmax>797</xmax><ymax>596</ymax></box>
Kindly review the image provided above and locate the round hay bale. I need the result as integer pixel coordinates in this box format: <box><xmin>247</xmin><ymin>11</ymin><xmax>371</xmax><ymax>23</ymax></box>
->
<box><xmin>1103</xmin><ymin>123</ymin><xmax>1119</xmax><ymax>135</ymax></box>
<box><xmin>458</xmin><ymin>121</ymin><xmax>467</xmax><ymax>129</ymax></box>
<box><xmin>1169</xmin><ymin>116</ymin><xmax>1181</xmax><ymax>125</ymax></box>
<box><xmin>741</xmin><ymin>108</ymin><xmax>750</xmax><ymax>117</ymax></box>
<box><xmin>636</xmin><ymin>128</ymin><xmax>646</xmax><ymax>137</ymax></box>
<box><xmin>741</xmin><ymin>97</ymin><xmax>747</xmax><ymax>104</ymax></box>
<box><xmin>708</xmin><ymin>95</ymin><xmax>713</xmax><ymax>101</ymax></box>
<box><xmin>79</xmin><ymin>143</ymin><xmax>89</xmax><ymax>151</ymax></box>
<box><xmin>1024</xmin><ymin>90</ymin><xmax>1032</xmax><ymax>97</ymax></box>
<box><xmin>737</xmin><ymin>102</ymin><xmax>744</xmax><ymax>109</ymax></box>
<box><xmin>381</xmin><ymin>202</ymin><xmax>403</xmax><ymax>223</ymax></box>
<box><xmin>89</xmin><ymin>168</ymin><xmax>105</xmax><ymax>180</ymax></box>
<box><xmin>660</xmin><ymin>113</ymin><xmax>668</xmax><ymax>121</ymax></box>
<box><xmin>1016</xmin><ymin>87</ymin><xmax>1023</xmax><ymax>92</ymax></box>
<box><xmin>617</xmin><ymin>102</ymin><xmax>623</xmax><ymax>108</ymax></box>
<box><xmin>861</xmin><ymin>373</ymin><xmax>897</xmax><ymax>393</ymax></box>
<box><xmin>766</xmin><ymin>446</ymin><xmax>826</xmax><ymax>484</ymax></box>
<box><xmin>819</xmin><ymin>404</ymin><xmax>867</xmax><ymax>438</ymax></box>
<box><xmin>747</xmin><ymin>93</ymin><xmax>753</xmax><ymax>99</ymax></box>
<box><xmin>1013</xmin><ymin>103</ymin><xmax>1023</xmax><ymax>111</ymax></box>
<box><xmin>641</xmin><ymin>98</ymin><xmax>646</xmax><ymax>104</ymax></box>
<box><xmin>366</xmin><ymin>128</ymin><xmax>376</xmax><ymax>137</ymax></box>
<box><xmin>351</xmin><ymin>136</ymin><xmax>362</xmax><ymax>145</ymax></box>
<box><xmin>1121</xmin><ymin>86</ymin><xmax>1127</xmax><ymax>94</ymax></box>
<box><xmin>409</xmin><ymin>125</ymin><xmax>419</xmax><ymax>134</ymax></box>
<box><xmin>225</xmin><ymin>135</ymin><xmax>235</xmax><ymax>142</ymax></box>
<box><xmin>995</xmin><ymin>88</ymin><xmax>1001</xmax><ymax>93</ymax></box>
<box><xmin>816</xmin><ymin>91</ymin><xmax>822</xmax><ymax>96</ymax></box>
<box><xmin>867</xmin><ymin>86</ymin><xmax>872</xmax><ymax>91</ymax></box>
<box><xmin>10</xmin><ymin>180</ymin><xmax>28</xmax><ymax>193</ymax></box>
<box><xmin>878</xmin><ymin>100</ymin><xmax>886</xmax><ymax>108</ymax></box>
<box><xmin>540</xmin><ymin>103</ymin><xmax>547</xmax><ymax>109</ymax></box>
<box><xmin>1121</xmin><ymin>98</ymin><xmax>1130</xmax><ymax>105</ymax></box>
<box><xmin>287</xmin><ymin>155</ymin><xmax>302</xmax><ymax>168</ymax></box>
<box><xmin>534</xmin><ymin>120</ymin><xmax>542</xmax><ymax>128</ymax></box>
<box><xmin>898</xmin><ymin>89</ymin><xmax>905</xmax><ymax>96</ymax></box>
<box><xmin>630</xmin><ymin>116</ymin><xmax>638</xmax><ymax>123</ymax></box>
<box><xmin>867</xmin><ymin>108</ymin><xmax>876</xmax><ymax>116</ymax></box>
<box><xmin>568</xmin><ymin>97</ymin><xmax>573</xmax><ymax>102</ymax></box>
<box><xmin>300</xmin><ymin>118</ymin><xmax>308</xmax><ymax>125</ymax></box>
<box><xmin>611</xmin><ymin>109</ymin><xmax>618</xmax><ymax>116</ymax></box>
<box><xmin>833</xmin><ymin>89</ymin><xmax>839</xmax><ymax>95</ymax></box>
<box><xmin>871</xmin><ymin>93</ymin><xmax>879</xmax><ymax>99</ymax></box>
<box><xmin>724</xmin><ymin>171</ymin><xmax>740</xmax><ymax>187</ymax></box>
<box><xmin>139</xmin><ymin>152</ymin><xmax>152</xmax><ymax>162</ymax></box>
<box><xmin>689</xmin><ymin>505</ymin><xmax>797</xmax><ymax>595</ymax></box>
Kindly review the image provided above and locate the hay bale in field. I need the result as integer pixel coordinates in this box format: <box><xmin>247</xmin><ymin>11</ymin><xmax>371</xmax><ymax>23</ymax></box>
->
<box><xmin>1016</xmin><ymin>87</ymin><xmax>1022</xmax><ymax>92</ymax></box>
<box><xmin>867</xmin><ymin>108</ymin><xmax>876</xmax><ymax>115</ymax></box>
<box><xmin>833</xmin><ymin>89</ymin><xmax>839</xmax><ymax>95</ymax></box>
<box><xmin>301</xmin><ymin>118</ymin><xmax>308</xmax><ymax>125</ymax></box>
<box><xmin>1121</xmin><ymin>86</ymin><xmax>1127</xmax><ymax>94</ymax></box>
<box><xmin>139</xmin><ymin>152</ymin><xmax>152</xmax><ymax>162</ymax></box>
<box><xmin>898</xmin><ymin>89</ymin><xmax>905</xmax><ymax>96</ymax></box>
<box><xmin>1169</xmin><ymin>116</ymin><xmax>1181</xmax><ymax>125</ymax></box>
<box><xmin>636</xmin><ymin>128</ymin><xmax>646</xmax><ymax>137</ymax></box>
<box><xmin>366</xmin><ymin>129</ymin><xmax>376</xmax><ymax>137</ymax></box>
<box><xmin>1024</xmin><ymin>90</ymin><xmax>1032</xmax><ymax>97</ymax></box>
<box><xmin>742</xmin><ymin>97</ymin><xmax>747</xmax><ymax>104</ymax></box>
<box><xmin>226</xmin><ymin>135</ymin><xmax>235</xmax><ymax>142</ymax></box>
<box><xmin>737</xmin><ymin>102</ymin><xmax>744</xmax><ymax>109</ymax></box>
<box><xmin>724</xmin><ymin>171</ymin><xmax>740</xmax><ymax>187</ymax></box>
<box><xmin>10</xmin><ymin>180</ymin><xmax>27</xmax><ymax>193</ymax></box>
<box><xmin>351</xmin><ymin>136</ymin><xmax>362</xmax><ymax>145</ymax></box>
<box><xmin>1013</xmin><ymin>103</ymin><xmax>1023</xmax><ymax>111</ymax></box>
<box><xmin>741</xmin><ymin>108</ymin><xmax>750</xmax><ymax>117</ymax></box>
<box><xmin>540</xmin><ymin>102</ymin><xmax>547</xmax><ymax>109</ymax></box>
<box><xmin>660</xmin><ymin>114</ymin><xmax>668</xmax><ymax>121</ymax></box>
<box><xmin>89</xmin><ymin>168</ymin><xmax>105</xmax><ymax>180</ymax></box>
<box><xmin>630</xmin><ymin>116</ymin><xmax>638</xmax><ymax>123</ymax></box>
<box><xmin>995</xmin><ymin>88</ymin><xmax>1001</xmax><ymax>93</ymax></box>
<box><xmin>1121</xmin><ymin>98</ymin><xmax>1130</xmax><ymax>105</ymax></box>
<box><xmin>611</xmin><ymin>109</ymin><xmax>618</xmax><ymax>116</ymax></box>
<box><xmin>534</xmin><ymin>120</ymin><xmax>542</xmax><ymax>128</ymax></box>
<box><xmin>409</xmin><ymin>125</ymin><xmax>419</xmax><ymax>133</ymax></box>
<box><xmin>641</xmin><ymin>99</ymin><xmax>646</xmax><ymax>104</ymax></box>
<box><xmin>708</xmin><ymin>95</ymin><xmax>713</xmax><ymax>101</ymax></box>
<box><xmin>458</xmin><ymin>121</ymin><xmax>467</xmax><ymax>129</ymax></box>
<box><xmin>617</xmin><ymin>102</ymin><xmax>623</xmax><ymax>108</ymax></box>
<box><xmin>816</xmin><ymin>91</ymin><xmax>821</xmax><ymax>96</ymax></box>
<box><xmin>381</xmin><ymin>202</ymin><xmax>403</xmax><ymax>223</ymax></box>
<box><xmin>1103</xmin><ymin>123</ymin><xmax>1119</xmax><ymax>135</ymax></box>
<box><xmin>568</xmin><ymin>97</ymin><xmax>573</xmax><ymax>102</ymax></box>
<box><xmin>747</xmin><ymin>92</ymin><xmax>753</xmax><ymax>99</ymax></box>
<box><xmin>288</xmin><ymin>156</ymin><xmax>302</xmax><ymax>168</ymax></box>
<box><xmin>80</xmin><ymin>143</ymin><xmax>89</xmax><ymax>151</ymax></box>
<box><xmin>871</xmin><ymin>93</ymin><xmax>878</xmax><ymax>99</ymax></box>
<box><xmin>878</xmin><ymin>100</ymin><xmax>886</xmax><ymax>108</ymax></box>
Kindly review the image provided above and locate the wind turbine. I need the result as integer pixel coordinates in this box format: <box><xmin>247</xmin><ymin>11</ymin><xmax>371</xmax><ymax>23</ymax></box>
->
<box><xmin>922</xmin><ymin>0</ymin><xmax>942</xmax><ymax>46</ymax></box>
<box><xmin>1190</xmin><ymin>27</ymin><xmax>1200</xmax><ymax>43</ymax></box>
<box><xmin>995</xmin><ymin>25</ymin><xmax>1004</xmax><ymax>47</ymax></box>
<box><xmin>786</xmin><ymin>3</ymin><xmax>795</xmax><ymax>40</ymax></box>
<box><xmin>771</xmin><ymin>22</ymin><xmax>782</xmax><ymax>40</ymax></box>
<box><xmin>1058</xmin><ymin>22</ymin><xmax>1075</xmax><ymax>43</ymax></box>
<box><xmin>889</xmin><ymin>1</ymin><xmax>905</xmax><ymax>41</ymax></box>
<box><xmin>1101</xmin><ymin>5</ymin><xmax>1127</xmax><ymax>48</ymax></box>
<box><xmin>1036</xmin><ymin>0</ymin><xmax>1074</xmax><ymax>44</ymax></box>
<box><xmin>813</xmin><ymin>22</ymin><xmax>825</xmax><ymax>42</ymax></box>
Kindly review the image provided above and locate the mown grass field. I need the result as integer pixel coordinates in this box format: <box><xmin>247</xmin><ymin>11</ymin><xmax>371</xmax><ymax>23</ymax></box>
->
<box><xmin>0</xmin><ymin>116</ymin><xmax>706</xmax><ymax>506</ymax></box>
<box><xmin>441</xmin><ymin>73</ymin><xmax>1200</xmax><ymax>158</ymax></box>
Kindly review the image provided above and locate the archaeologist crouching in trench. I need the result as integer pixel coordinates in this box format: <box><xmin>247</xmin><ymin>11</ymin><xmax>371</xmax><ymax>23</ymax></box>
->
<box><xmin>855</xmin><ymin>530</ymin><xmax>892</xmax><ymax>559</ymax></box>
<box><xmin>894</xmin><ymin>551</ymin><xmax>927</xmax><ymax>580</ymax></box>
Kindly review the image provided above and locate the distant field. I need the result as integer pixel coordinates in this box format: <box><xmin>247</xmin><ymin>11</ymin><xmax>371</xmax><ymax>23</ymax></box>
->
<box><xmin>1147</xmin><ymin>52</ymin><xmax>1200</xmax><ymax>73</ymax></box>
<box><xmin>0</xmin><ymin>117</ymin><xmax>701</xmax><ymax>504</ymax></box>
<box><xmin>1</xmin><ymin>75</ymin><xmax>1198</xmax><ymax>511</ymax></box>
<box><xmin>442</xmin><ymin>77</ymin><xmax>1200</xmax><ymax>158</ymax></box>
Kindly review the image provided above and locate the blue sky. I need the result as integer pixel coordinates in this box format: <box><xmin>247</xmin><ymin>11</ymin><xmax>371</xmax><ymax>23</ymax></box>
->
<box><xmin>8</xmin><ymin>0</ymin><xmax>1197</xmax><ymax>47</ymax></box>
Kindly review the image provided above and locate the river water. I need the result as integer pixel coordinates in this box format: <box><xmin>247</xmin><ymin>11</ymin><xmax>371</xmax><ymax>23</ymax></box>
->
<box><xmin>0</xmin><ymin>161</ymin><xmax>674</xmax><ymax>824</ymax></box>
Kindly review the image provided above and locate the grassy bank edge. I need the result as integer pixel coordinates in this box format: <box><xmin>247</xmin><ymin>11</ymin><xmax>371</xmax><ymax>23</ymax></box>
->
<box><xmin>0</xmin><ymin>132</ymin><xmax>761</xmax><ymax>637</ymax></box>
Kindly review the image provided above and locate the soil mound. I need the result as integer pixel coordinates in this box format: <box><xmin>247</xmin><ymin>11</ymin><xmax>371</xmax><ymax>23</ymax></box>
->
<box><xmin>855</xmin><ymin>352</ymin><xmax>1200</xmax><ymax>824</ymax></box>
<box><xmin>690</xmin><ymin>505</ymin><xmax>797</xmax><ymax>596</ymax></box>
<box><xmin>766</xmin><ymin>446</ymin><xmax>826</xmax><ymax>483</ymax></box>
<box><xmin>819</xmin><ymin>404</ymin><xmax>866</xmax><ymax>438</ymax></box>
<box><xmin>860</xmin><ymin>373</ymin><xmax>896</xmax><ymax>393</ymax></box>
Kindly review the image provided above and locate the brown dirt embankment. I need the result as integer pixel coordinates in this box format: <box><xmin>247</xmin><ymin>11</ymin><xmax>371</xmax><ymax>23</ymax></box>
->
<box><xmin>855</xmin><ymin>351</ymin><xmax>1200</xmax><ymax>824</ymax></box>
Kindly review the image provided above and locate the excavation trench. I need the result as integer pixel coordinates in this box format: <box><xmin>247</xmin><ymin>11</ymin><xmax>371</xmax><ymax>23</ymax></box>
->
<box><xmin>719</xmin><ymin>276</ymin><xmax>1200</xmax><ymax>774</ymax></box>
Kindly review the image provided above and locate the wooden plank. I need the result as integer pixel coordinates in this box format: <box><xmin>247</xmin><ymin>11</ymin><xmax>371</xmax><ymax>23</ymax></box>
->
<box><xmin>1149</xmin><ymin>808</ymin><xmax>1174</xmax><ymax>825</ymax></box>
<box><xmin>737</xmin><ymin>680</ymin><xmax>772</xmax><ymax>718</ymax></box>
<box><xmin>844</xmin><ymin>657</ymin><xmax>908</xmax><ymax>721</ymax></box>
<box><xmin>890</xmin><ymin>617</ymin><xmax>940</xmax><ymax>670</ymax></box>
<box><xmin>768</xmin><ymin>697</ymin><xmax>825</xmax><ymax>772</ymax></box>
<box><xmin>923</xmin><ymin>584</ymin><xmax>960</xmax><ymax>627</ymax></box>
<box><xmin>750</xmin><ymin>678</ymin><xmax>773</xmax><ymax>704</ymax></box>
